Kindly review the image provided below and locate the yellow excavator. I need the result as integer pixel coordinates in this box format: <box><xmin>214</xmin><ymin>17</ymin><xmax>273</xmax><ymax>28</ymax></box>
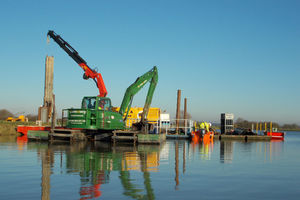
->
<box><xmin>6</xmin><ymin>115</ymin><xmax>28</xmax><ymax>122</ymax></box>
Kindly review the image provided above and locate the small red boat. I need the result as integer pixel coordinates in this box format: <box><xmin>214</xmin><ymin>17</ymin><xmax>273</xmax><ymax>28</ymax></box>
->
<box><xmin>267</xmin><ymin>132</ymin><xmax>285</xmax><ymax>140</ymax></box>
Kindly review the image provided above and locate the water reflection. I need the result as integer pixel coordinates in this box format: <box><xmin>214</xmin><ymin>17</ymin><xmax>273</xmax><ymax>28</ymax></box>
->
<box><xmin>41</xmin><ymin>146</ymin><xmax>53</xmax><ymax>200</ymax></box>
<box><xmin>21</xmin><ymin>140</ymin><xmax>162</xmax><ymax>199</ymax></box>
<box><xmin>66</xmin><ymin>142</ymin><xmax>161</xmax><ymax>199</ymax></box>
<box><xmin>220</xmin><ymin>141</ymin><xmax>234</xmax><ymax>163</ymax></box>
<box><xmin>175</xmin><ymin>141</ymin><xmax>179</xmax><ymax>190</ymax></box>
<box><xmin>190</xmin><ymin>137</ymin><xmax>214</xmax><ymax>160</ymax></box>
<box><xmin>10</xmin><ymin>135</ymin><xmax>286</xmax><ymax>199</ymax></box>
<box><xmin>219</xmin><ymin>140</ymin><xmax>284</xmax><ymax>164</ymax></box>
<box><xmin>16</xmin><ymin>135</ymin><xmax>28</xmax><ymax>151</ymax></box>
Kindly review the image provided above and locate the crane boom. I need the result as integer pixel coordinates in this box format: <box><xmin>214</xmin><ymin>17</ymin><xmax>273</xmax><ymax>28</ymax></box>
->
<box><xmin>47</xmin><ymin>30</ymin><xmax>107</xmax><ymax>97</ymax></box>
<box><xmin>119</xmin><ymin>66</ymin><xmax>158</xmax><ymax>124</ymax></box>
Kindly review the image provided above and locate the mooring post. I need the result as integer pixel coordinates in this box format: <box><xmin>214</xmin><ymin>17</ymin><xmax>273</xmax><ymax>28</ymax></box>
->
<box><xmin>176</xmin><ymin>90</ymin><xmax>181</xmax><ymax>135</ymax></box>
<box><xmin>41</xmin><ymin>56</ymin><xmax>54</xmax><ymax>123</ymax></box>
<box><xmin>260</xmin><ymin>123</ymin><xmax>262</xmax><ymax>135</ymax></box>
<box><xmin>184</xmin><ymin>98</ymin><xmax>187</xmax><ymax>136</ymax></box>
<box><xmin>256</xmin><ymin>122</ymin><xmax>258</xmax><ymax>134</ymax></box>
<box><xmin>50</xmin><ymin>94</ymin><xmax>55</xmax><ymax>141</ymax></box>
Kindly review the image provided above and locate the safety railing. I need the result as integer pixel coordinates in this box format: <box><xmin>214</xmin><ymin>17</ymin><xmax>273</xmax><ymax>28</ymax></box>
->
<box><xmin>165</xmin><ymin>119</ymin><xmax>194</xmax><ymax>136</ymax></box>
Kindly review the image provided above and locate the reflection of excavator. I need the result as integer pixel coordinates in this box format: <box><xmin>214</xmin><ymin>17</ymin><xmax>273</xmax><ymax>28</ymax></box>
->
<box><xmin>77</xmin><ymin>151</ymin><xmax>156</xmax><ymax>200</ymax></box>
<box><xmin>47</xmin><ymin>30</ymin><xmax>158</xmax><ymax>133</ymax></box>
<box><xmin>119</xmin><ymin>170</ymin><xmax>154</xmax><ymax>200</ymax></box>
<box><xmin>22</xmin><ymin>142</ymin><xmax>159</xmax><ymax>199</ymax></box>
<box><xmin>119</xmin><ymin>151</ymin><xmax>155</xmax><ymax>199</ymax></box>
<box><xmin>79</xmin><ymin>171</ymin><xmax>107</xmax><ymax>200</ymax></box>
<box><xmin>63</xmin><ymin>142</ymin><xmax>159</xmax><ymax>199</ymax></box>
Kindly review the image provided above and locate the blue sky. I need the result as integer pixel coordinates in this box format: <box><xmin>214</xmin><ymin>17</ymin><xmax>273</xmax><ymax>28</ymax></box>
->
<box><xmin>0</xmin><ymin>0</ymin><xmax>299</xmax><ymax>124</ymax></box>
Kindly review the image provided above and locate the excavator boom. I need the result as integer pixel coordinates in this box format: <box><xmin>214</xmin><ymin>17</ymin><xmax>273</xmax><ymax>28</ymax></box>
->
<box><xmin>47</xmin><ymin>30</ymin><xmax>107</xmax><ymax>97</ymax></box>
<box><xmin>119</xmin><ymin>66</ymin><xmax>158</xmax><ymax>124</ymax></box>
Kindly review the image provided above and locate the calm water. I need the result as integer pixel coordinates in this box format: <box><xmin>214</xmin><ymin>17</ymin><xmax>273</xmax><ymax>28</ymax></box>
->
<box><xmin>0</xmin><ymin>132</ymin><xmax>300</xmax><ymax>200</ymax></box>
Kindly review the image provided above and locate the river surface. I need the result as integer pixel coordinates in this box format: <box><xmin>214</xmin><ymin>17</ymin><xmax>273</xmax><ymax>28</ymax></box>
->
<box><xmin>0</xmin><ymin>132</ymin><xmax>300</xmax><ymax>200</ymax></box>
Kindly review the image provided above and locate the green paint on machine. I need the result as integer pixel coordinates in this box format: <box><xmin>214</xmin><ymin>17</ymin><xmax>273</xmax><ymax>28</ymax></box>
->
<box><xmin>66</xmin><ymin>97</ymin><xmax>125</xmax><ymax>130</ymax></box>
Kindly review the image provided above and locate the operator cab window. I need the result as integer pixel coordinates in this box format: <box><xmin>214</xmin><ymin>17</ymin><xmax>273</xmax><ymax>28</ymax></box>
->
<box><xmin>82</xmin><ymin>97</ymin><xmax>96</xmax><ymax>109</ymax></box>
<box><xmin>98</xmin><ymin>99</ymin><xmax>111</xmax><ymax>111</ymax></box>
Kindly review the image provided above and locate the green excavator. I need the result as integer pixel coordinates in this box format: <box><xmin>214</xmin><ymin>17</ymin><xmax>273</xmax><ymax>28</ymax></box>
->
<box><xmin>47</xmin><ymin>31</ymin><xmax>158</xmax><ymax>136</ymax></box>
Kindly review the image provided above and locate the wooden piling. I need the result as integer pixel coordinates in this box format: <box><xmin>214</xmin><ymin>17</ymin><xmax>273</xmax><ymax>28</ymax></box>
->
<box><xmin>176</xmin><ymin>90</ymin><xmax>181</xmax><ymax>135</ymax></box>
<box><xmin>256</xmin><ymin>122</ymin><xmax>258</xmax><ymax>134</ymax></box>
<box><xmin>183</xmin><ymin>98</ymin><xmax>187</xmax><ymax>135</ymax></box>
<box><xmin>39</xmin><ymin>56</ymin><xmax>54</xmax><ymax>122</ymax></box>
<box><xmin>260</xmin><ymin>123</ymin><xmax>262</xmax><ymax>134</ymax></box>
<box><xmin>44</xmin><ymin>56</ymin><xmax>54</xmax><ymax>107</ymax></box>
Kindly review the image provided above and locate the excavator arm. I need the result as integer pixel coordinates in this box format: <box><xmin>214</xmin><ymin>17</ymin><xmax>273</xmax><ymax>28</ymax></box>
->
<box><xmin>119</xmin><ymin>66</ymin><xmax>158</xmax><ymax>124</ymax></box>
<box><xmin>47</xmin><ymin>30</ymin><xmax>107</xmax><ymax>97</ymax></box>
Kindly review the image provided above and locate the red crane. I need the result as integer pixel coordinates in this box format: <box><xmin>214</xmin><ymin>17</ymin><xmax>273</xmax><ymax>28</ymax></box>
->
<box><xmin>47</xmin><ymin>30</ymin><xmax>107</xmax><ymax>97</ymax></box>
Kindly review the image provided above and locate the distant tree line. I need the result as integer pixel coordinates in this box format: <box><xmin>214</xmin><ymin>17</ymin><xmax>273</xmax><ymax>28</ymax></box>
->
<box><xmin>0</xmin><ymin>109</ymin><xmax>38</xmax><ymax>121</ymax></box>
<box><xmin>235</xmin><ymin>117</ymin><xmax>300</xmax><ymax>131</ymax></box>
<box><xmin>0</xmin><ymin>109</ymin><xmax>14</xmax><ymax>120</ymax></box>
<box><xmin>281</xmin><ymin>123</ymin><xmax>300</xmax><ymax>130</ymax></box>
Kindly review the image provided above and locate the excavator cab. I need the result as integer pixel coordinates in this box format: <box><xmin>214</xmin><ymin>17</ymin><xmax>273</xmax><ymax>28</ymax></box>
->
<box><xmin>98</xmin><ymin>98</ymin><xmax>111</xmax><ymax>110</ymax></box>
<box><xmin>81</xmin><ymin>97</ymin><xmax>112</xmax><ymax>110</ymax></box>
<box><xmin>66</xmin><ymin>96</ymin><xmax>124</xmax><ymax>130</ymax></box>
<box><xmin>82</xmin><ymin>97</ymin><xmax>97</xmax><ymax>109</ymax></box>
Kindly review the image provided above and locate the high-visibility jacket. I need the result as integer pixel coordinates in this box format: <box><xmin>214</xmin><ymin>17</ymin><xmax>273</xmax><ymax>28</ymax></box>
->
<box><xmin>199</xmin><ymin>122</ymin><xmax>210</xmax><ymax>132</ymax></box>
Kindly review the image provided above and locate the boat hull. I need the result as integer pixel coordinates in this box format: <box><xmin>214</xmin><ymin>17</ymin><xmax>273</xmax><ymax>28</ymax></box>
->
<box><xmin>267</xmin><ymin>132</ymin><xmax>284</xmax><ymax>140</ymax></box>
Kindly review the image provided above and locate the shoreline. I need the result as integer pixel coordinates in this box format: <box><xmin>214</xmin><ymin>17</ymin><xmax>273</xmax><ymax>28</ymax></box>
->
<box><xmin>0</xmin><ymin>121</ymin><xmax>300</xmax><ymax>137</ymax></box>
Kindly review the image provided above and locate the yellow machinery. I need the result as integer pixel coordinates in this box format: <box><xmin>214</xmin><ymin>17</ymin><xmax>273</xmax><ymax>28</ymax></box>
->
<box><xmin>194</xmin><ymin>121</ymin><xmax>211</xmax><ymax>132</ymax></box>
<box><xmin>6</xmin><ymin>115</ymin><xmax>28</xmax><ymax>122</ymax></box>
<box><xmin>112</xmin><ymin>107</ymin><xmax>161</xmax><ymax>127</ymax></box>
<box><xmin>200</xmin><ymin>122</ymin><xmax>210</xmax><ymax>132</ymax></box>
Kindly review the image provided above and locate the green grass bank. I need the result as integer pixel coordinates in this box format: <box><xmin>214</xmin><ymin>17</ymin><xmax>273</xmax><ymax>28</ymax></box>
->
<box><xmin>0</xmin><ymin>121</ymin><xmax>35</xmax><ymax>136</ymax></box>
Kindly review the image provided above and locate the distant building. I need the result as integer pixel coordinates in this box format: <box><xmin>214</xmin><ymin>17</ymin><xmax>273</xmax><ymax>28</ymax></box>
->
<box><xmin>221</xmin><ymin>113</ymin><xmax>234</xmax><ymax>134</ymax></box>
